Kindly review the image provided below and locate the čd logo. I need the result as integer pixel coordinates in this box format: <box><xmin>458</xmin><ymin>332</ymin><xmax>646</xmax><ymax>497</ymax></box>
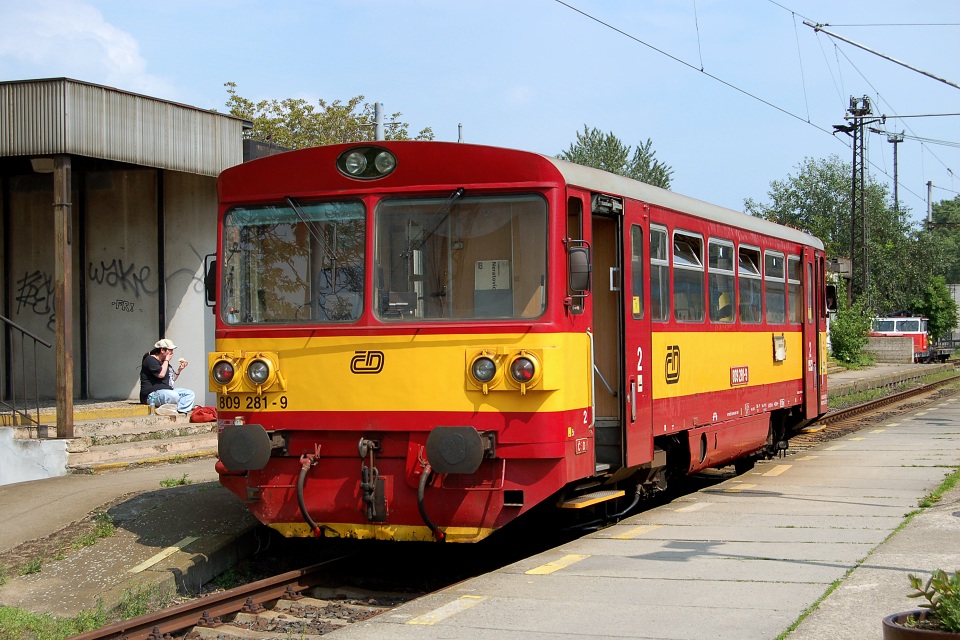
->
<box><xmin>665</xmin><ymin>345</ymin><xmax>680</xmax><ymax>384</ymax></box>
<box><xmin>351</xmin><ymin>350</ymin><xmax>384</xmax><ymax>374</ymax></box>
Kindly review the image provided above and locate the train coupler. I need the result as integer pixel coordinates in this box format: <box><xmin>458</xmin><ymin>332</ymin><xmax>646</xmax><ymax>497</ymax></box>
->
<box><xmin>359</xmin><ymin>439</ymin><xmax>387</xmax><ymax>522</ymax></box>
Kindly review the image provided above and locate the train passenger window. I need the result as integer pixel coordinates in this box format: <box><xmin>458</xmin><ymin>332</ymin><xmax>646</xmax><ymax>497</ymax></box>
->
<box><xmin>673</xmin><ymin>231</ymin><xmax>704</xmax><ymax>322</ymax></box>
<box><xmin>788</xmin><ymin>255</ymin><xmax>802</xmax><ymax>324</ymax></box>
<box><xmin>221</xmin><ymin>200</ymin><xmax>366</xmax><ymax>324</ymax></box>
<box><xmin>650</xmin><ymin>225</ymin><xmax>669</xmax><ymax>322</ymax></box>
<box><xmin>375</xmin><ymin>193</ymin><xmax>547</xmax><ymax>321</ymax></box>
<box><xmin>806</xmin><ymin>262</ymin><xmax>814</xmax><ymax>323</ymax></box>
<box><xmin>738</xmin><ymin>246</ymin><xmax>762</xmax><ymax>324</ymax></box>
<box><xmin>765</xmin><ymin>251</ymin><xmax>786</xmax><ymax>324</ymax></box>
<box><xmin>708</xmin><ymin>239</ymin><xmax>735</xmax><ymax>324</ymax></box>
<box><xmin>630</xmin><ymin>225</ymin><xmax>644</xmax><ymax>319</ymax></box>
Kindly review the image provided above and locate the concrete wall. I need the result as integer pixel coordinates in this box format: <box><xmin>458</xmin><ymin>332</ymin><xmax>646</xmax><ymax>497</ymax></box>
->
<box><xmin>0</xmin><ymin>427</ymin><xmax>67</xmax><ymax>484</ymax></box>
<box><xmin>863</xmin><ymin>336</ymin><xmax>914</xmax><ymax>364</ymax></box>
<box><xmin>161</xmin><ymin>171</ymin><xmax>217</xmax><ymax>407</ymax></box>
<box><xmin>2</xmin><ymin>167</ymin><xmax>217</xmax><ymax>404</ymax></box>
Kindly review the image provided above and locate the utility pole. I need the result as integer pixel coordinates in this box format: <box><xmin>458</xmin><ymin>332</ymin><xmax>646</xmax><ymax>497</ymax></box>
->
<box><xmin>888</xmin><ymin>131</ymin><xmax>904</xmax><ymax>213</ymax></box>
<box><xmin>848</xmin><ymin>96</ymin><xmax>873</xmax><ymax>304</ymax></box>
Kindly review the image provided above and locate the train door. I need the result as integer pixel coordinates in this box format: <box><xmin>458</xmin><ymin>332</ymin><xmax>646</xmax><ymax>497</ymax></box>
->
<box><xmin>590</xmin><ymin>196</ymin><xmax>624</xmax><ymax>471</ymax></box>
<box><xmin>801</xmin><ymin>247</ymin><xmax>820</xmax><ymax>418</ymax></box>
<box><xmin>622</xmin><ymin>204</ymin><xmax>653</xmax><ymax>466</ymax></box>
<box><xmin>589</xmin><ymin>194</ymin><xmax>653</xmax><ymax>472</ymax></box>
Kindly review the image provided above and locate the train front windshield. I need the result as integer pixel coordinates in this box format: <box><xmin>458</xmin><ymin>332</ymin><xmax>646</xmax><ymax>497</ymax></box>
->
<box><xmin>220</xmin><ymin>193</ymin><xmax>547</xmax><ymax>324</ymax></box>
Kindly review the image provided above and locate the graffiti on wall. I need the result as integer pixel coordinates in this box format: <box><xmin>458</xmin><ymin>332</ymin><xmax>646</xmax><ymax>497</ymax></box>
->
<box><xmin>15</xmin><ymin>270</ymin><xmax>56</xmax><ymax>332</ymax></box>
<box><xmin>88</xmin><ymin>258</ymin><xmax>158</xmax><ymax>299</ymax></box>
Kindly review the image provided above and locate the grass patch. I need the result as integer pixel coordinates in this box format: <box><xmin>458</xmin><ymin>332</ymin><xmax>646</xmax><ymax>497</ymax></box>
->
<box><xmin>159</xmin><ymin>473</ymin><xmax>192</xmax><ymax>487</ymax></box>
<box><xmin>70</xmin><ymin>512</ymin><xmax>115</xmax><ymax>550</ymax></box>
<box><xmin>212</xmin><ymin>561</ymin><xmax>261</xmax><ymax>590</ymax></box>
<box><xmin>0</xmin><ymin>582</ymin><xmax>175</xmax><ymax>640</ymax></box>
<box><xmin>19</xmin><ymin>556</ymin><xmax>42</xmax><ymax>576</ymax></box>
<box><xmin>0</xmin><ymin>605</ymin><xmax>106</xmax><ymax>640</ymax></box>
<box><xmin>919</xmin><ymin>467</ymin><xmax>960</xmax><ymax>508</ymax></box>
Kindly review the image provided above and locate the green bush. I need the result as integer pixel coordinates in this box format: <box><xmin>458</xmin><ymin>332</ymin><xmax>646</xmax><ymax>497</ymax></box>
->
<box><xmin>830</xmin><ymin>288</ymin><xmax>871</xmax><ymax>365</ymax></box>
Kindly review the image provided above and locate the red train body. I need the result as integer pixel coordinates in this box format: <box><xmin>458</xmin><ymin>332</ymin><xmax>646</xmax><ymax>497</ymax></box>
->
<box><xmin>208</xmin><ymin>142</ymin><xmax>829</xmax><ymax>542</ymax></box>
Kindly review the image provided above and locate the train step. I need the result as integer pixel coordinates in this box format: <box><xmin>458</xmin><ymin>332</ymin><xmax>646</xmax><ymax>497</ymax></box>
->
<box><xmin>558</xmin><ymin>489</ymin><xmax>625</xmax><ymax>509</ymax></box>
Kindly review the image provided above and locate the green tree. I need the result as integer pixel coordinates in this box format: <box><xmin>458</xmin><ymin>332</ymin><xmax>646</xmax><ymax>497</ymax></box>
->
<box><xmin>928</xmin><ymin>195</ymin><xmax>960</xmax><ymax>283</ymax></box>
<box><xmin>558</xmin><ymin>125</ymin><xmax>673</xmax><ymax>189</ymax></box>
<box><xmin>224</xmin><ymin>82</ymin><xmax>434</xmax><ymax>149</ymax></box>
<box><xmin>741</xmin><ymin>155</ymin><xmax>955</xmax><ymax>316</ymax></box>
<box><xmin>911</xmin><ymin>275</ymin><xmax>959</xmax><ymax>342</ymax></box>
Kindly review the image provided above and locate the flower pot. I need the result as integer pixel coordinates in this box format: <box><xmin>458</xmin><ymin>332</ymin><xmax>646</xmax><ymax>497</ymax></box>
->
<box><xmin>883</xmin><ymin>610</ymin><xmax>960</xmax><ymax>639</ymax></box>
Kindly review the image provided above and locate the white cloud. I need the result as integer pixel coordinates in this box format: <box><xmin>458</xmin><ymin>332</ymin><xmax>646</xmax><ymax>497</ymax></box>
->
<box><xmin>0</xmin><ymin>0</ymin><xmax>174</xmax><ymax>97</ymax></box>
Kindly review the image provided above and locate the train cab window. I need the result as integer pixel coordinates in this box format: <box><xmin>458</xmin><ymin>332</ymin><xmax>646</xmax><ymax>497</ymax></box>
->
<box><xmin>708</xmin><ymin>239</ymin><xmax>735</xmax><ymax>324</ymax></box>
<box><xmin>673</xmin><ymin>231</ymin><xmax>704</xmax><ymax>322</ymax></box>
<box><xmin>788</xmin><ymin>255</ymin><xmax>802</xmax><ymax>324</ymax></box>
<box><xmin>896</xmin><ymin>319</ymin><xmax>922</xmax><ymax>332</ymax></box>
<box><xmin>738</xmin><ymin>246</ymin><xmax>762</xmax><ymax>324</ymax></box>
<box><xmin>650</xmin><ymin>225</ymin><xmax>669</xmax><ymax>322</ymax></box>
<box><xmin>221</xmin><ymin>199</ymin><xmax>366</xmax><ymax>324</ymax></box>
<box><xmin>765</xmin><ymin>251</ymin><xmax>786</xmax><ymax>324</ymax></box>
<box><xmin>374</xmin><ymin>193</ymin><xmax>547</xmax><ymax>321</ymax></box>
<box><xmin>630</xmin><ymin>224</ymin><xmax>644</xmax><ymax>319</ymax></box>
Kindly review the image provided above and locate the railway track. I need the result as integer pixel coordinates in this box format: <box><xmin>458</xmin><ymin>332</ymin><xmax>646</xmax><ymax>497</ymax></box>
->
<box><xmin>70</xmin><ymin>555</ymin><xmax>419</xmax><ymax>640</ymax></box>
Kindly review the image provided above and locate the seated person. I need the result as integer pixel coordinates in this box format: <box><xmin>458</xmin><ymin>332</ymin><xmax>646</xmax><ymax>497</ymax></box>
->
<box><xmin>139</xmin><ymin>338</ymin><xmax>196</xmax><ymax>414</ymax></box>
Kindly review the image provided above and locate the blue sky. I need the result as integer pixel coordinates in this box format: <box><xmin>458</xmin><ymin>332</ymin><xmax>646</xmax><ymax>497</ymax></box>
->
<box><xmin>1</xmin><ymin>0</ymin><xmax>957</xmax><ymax>226</ymax></box>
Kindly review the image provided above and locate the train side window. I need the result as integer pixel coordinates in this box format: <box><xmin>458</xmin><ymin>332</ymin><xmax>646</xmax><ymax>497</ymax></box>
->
<box><xmin>650</xmin><ymin>225</ymin><xmax>669</xmax><ymax>322</ymax></box>
<box><xmin>708</xmin><ymin>239</ymin><xmax>735</xmax><ymax>324</ymax></box>
<box><xmin>788</xmin><ymin>255</ymin><xmax>802</xmax><ymax>324</ymax></box>
<box><xmin>673</xmin><ymin>231</ymin><xmax>704</xmax><ymax>322</ymax></box>
<box><xmin>630</xmin><ymin>224</ymin><xmax>644</xmax><ymax>319</ymax></box>
<box><xmin>567</xmin><ymin>197</ymin><xmax>585</xmax><ymax>315</ymax></box>
<box><xmin>765</xmin><ymin>251</ymin><xmax>786</xmax><ymax>324</ymax></box>
<box><xmin>738</xmin><ymin>246</ymin><xmax>762</xmax><ymax>324</ymax></box>
<box><xmin>806</xmin><ymin>262</ymin><xmax>814</xmax><ymax>323</ymax></box>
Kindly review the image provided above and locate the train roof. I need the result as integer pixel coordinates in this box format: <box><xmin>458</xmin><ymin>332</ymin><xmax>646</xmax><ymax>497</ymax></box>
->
<box><xmin>541</xmin><ymin>153</ymin><xmax>825</xmax><ymax>250</ymax></box>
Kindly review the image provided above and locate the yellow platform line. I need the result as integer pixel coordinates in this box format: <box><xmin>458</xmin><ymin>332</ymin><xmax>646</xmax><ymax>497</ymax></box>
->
<box><xmin>525</xmin><ymin>554</ymin><xmax>589</xmax><ymax>575</ymax></box>
<box><xmin>407</xmin><ymin>596</ymin><xmax>488</xmax><ymax>625</ymax></box>
<box><xmin>676</xmin><ymin>502</ymin><xmax>713</xmax><ymax>512</ymax></box>
<box><xmin>128</xmin><ymin>536</ymin><xmax>199</xmax><ymax>573</ymax></box>
<box><xmin>724</xmin><ymin>483</ymin><xmax>757</xmax><ymax>493</ymax></box>
<box><xmin>612</xmin><ymin>525</ymin><xmax>661</xmax><ymax>539</ymax></box>
<box><xmin>763</xmin><ymin>465</ymin><xmax>791</xmax><ymax>477</ymax></box>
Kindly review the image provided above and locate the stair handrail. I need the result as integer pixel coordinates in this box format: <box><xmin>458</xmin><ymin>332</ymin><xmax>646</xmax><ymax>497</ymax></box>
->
<box><xmin>1</xmin><ymin>313</ymin><xmax>52</xmax><ymax>428</ymax></box>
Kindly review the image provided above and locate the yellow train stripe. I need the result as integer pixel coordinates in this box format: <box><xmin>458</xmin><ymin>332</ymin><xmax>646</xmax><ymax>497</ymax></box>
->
<box><xmin>270</xmin><ymin>522</ymin><xmax>495</xmax><ymax>543</ymax></box>
<box><xmin>525</xmin><ymin>554</ymin><xmax>589</xmax><ymax>575</ymax></box>
<box><xmin>407</xmin><ymin>596</ymin><xmax>488</xmax><ymax>625</ymax></box>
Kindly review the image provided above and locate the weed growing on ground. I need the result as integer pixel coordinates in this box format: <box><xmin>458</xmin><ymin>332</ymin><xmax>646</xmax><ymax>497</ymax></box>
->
<box><xmin>114</xmin><ymin>583</ymin><xmax>176</xmax><ymax>619</ymax></box>
<box><xmin>160</xmin><ymin>473</ymin><xmax>191</xmax><ymax>487</ymax></box>
<box><xmin>19</xmin><ymin>556</ymin><xmax>42</xmax><ymax>576</ymax></box>
<box><xmin>93</xmin><ymin>512</ymin><xmax>115</xmax><ymax>539</ymax></box>
<box><xmin>0</xmin><ymin>602</ymin><xmax>106</xmax><ymax>640</ymax></box>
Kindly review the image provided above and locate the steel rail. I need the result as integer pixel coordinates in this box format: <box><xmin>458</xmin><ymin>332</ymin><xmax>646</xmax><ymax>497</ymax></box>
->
<box><xmin>70</xmin><ymin>555</ymin><xmax>353</xmax><ymax>640</ymax></box>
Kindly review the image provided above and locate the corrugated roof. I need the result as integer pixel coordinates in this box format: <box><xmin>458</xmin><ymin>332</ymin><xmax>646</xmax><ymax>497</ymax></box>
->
<box><xmin>0</xmin><ymin>78</ymin><xmax>245</xmax><ymax>176</ymax></box>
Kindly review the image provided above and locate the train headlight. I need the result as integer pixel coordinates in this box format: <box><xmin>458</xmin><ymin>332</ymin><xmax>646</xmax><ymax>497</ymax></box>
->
<box><xmin>337</xmin><ymin>146</ymin><xmax>398</xmax><ymax>180</ymax></box>
<box><xmin>510</xmin><ymin>357</ymin><xmax>535</xmax><ymax>383</ymax></box>
<box><xmin>212</xmin><ymin>360</ymin><xmax>235</xmax><ymax>385</ymax></box>
<box><xmin>374</xmin><ymin>150</ymin><xmax>396</xmax><ymax>173</ymax></box>
<box><xmin>471</xmin><ymin>357</ymin><xmax>497</xmax><ymax>383</ymax></box>
<box><xmin>247</xmin><ymin>359</ymin><xmax>270</xmax><ymax>385</ymax></box>
<box><xmin>343</xmin><ymin>151</ymin><xmax>368</xmax><ymax>175</ymax></box>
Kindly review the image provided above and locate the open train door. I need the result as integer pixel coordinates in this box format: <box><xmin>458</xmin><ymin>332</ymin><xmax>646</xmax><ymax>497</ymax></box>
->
<box><xmin>801</xmin><ymin>247</ymin><xmax>821</xmax><ymax>419</ymax></box>
<box><xmin>621</xmin><ymin>203</ymin><xmax>653</xmax><ymax>467</ymax></box>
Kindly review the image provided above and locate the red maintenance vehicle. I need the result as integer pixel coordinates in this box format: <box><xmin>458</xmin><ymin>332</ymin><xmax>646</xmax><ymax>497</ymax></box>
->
<box><xmin>870</xmin><ymin>316</ymin><xmax>952</xmax><ymax>363</ymax></box>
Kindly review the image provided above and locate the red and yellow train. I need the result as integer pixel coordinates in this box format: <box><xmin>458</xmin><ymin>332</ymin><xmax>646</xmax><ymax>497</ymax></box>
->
<box><xmin>209</xmin><ymin>142</ymin><xmax>828</xmax><ymax>542</ymax></box>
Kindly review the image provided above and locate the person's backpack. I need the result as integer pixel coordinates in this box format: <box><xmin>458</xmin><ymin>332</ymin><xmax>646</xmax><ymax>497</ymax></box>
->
<box><xmin>190</xmin><ymin>405</ymin><xmax>218</xmax><ymax>423</ymax></box>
